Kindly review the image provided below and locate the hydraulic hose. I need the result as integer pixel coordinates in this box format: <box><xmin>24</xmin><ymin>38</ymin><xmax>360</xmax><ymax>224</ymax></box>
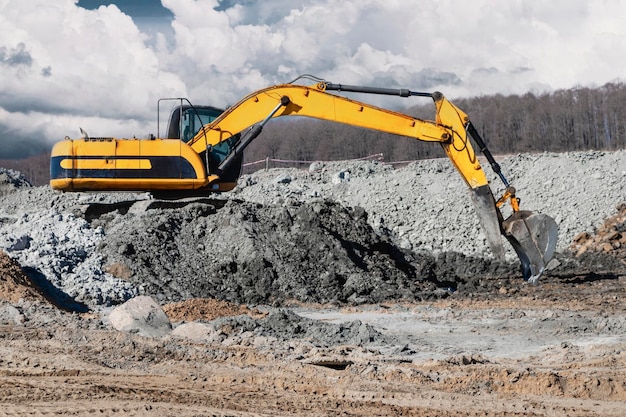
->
<box><xmin>466</xmin><ymin>122</ymin><xmax>509</xmax><ymax>187</ymax></box>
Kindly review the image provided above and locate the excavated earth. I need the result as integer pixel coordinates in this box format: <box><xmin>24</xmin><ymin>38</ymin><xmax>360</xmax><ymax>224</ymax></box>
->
<box><xmin>0</xmin><ymin>150</ymin><xmax>625</xmax><ymax>416</ymax></box>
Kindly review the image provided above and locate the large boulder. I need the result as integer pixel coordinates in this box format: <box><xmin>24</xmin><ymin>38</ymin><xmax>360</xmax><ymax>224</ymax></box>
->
<box><xmin>108</xmin><ymin>296</ymin><xmax>171</xmax><ymax>337</ymax></box>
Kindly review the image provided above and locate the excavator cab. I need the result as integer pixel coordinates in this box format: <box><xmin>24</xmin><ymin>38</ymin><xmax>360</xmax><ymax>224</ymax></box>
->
<box><xmin>164</xmin><ymin>103</ymin><xmax>243</xmax><ymax>184</ymax></box>
<box><xmin>165</xmin><ymin>104</ymin><xmax>223</xmax><ymax>142</ymax></box>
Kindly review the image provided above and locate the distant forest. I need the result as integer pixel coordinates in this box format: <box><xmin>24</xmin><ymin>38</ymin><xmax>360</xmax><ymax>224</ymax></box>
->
<box><xmin>3</xmin><ymin>82</ymin><xmax>625</xmax><ymax>186</ymax></box>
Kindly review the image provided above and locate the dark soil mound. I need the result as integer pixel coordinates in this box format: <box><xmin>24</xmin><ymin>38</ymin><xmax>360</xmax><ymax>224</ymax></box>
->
<box><xmin>96</xmin><ymin>198</ymin><xmax>520</xmax><ymax>305</ymax></box>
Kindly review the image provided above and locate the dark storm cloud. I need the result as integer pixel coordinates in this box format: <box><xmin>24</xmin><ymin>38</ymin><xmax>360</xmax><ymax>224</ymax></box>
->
<box><xmin>414</xmin><ymin>69</ymin><xmax>462</xmax><ymax>89</ymax></box>
<box><xmin>0</xmin><ymin>43</ymin><xmax>33</xmax><ymax>67</ymax></box>
<box><xmin>0</xmin><ymin>125</ymin><xmax>50</xmax><ymax>159</ymax></box>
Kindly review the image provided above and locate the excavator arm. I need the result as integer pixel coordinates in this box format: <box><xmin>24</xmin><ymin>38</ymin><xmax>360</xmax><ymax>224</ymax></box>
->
<box><xmin>50</xmin><ymin>79</ymin><xmax>558</xmax><ymax>282</ymax></box>
<box><xmin>188</xmin><ymin>83</ymin><xmax>489</xmax><ymax>191</ymax></box>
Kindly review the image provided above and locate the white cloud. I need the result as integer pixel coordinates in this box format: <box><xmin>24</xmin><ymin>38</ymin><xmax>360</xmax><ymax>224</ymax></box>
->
<box><xmin>0</xmin><ymin>0</ymin><xmax>185</xmax><ymax>155</ymax></box>
<box><xmin>158</xmin><ymin>0</ymin><xmax>626</xmax><ymax>101</ymax></box>
<box><xmin>0</xmin><ymin>0</ymin><xmax>625</xmax><ymax>157</ymax></box>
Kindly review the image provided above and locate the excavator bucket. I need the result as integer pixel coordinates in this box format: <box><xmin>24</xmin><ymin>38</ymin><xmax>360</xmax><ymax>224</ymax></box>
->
<box><xmin>502</xmin><ymin>211</ymin><xmax>558</xmax><ymax>283</ymax></box>
<box><xmin>471</xmin><ymin>185</ymin><xmax>558</xmax><ymax>283</ymax></box>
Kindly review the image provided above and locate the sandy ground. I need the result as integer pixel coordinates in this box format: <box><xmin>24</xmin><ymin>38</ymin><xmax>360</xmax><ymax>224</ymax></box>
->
<box><xmin>0</xmin><ymin>261</ymin><xmax>624</xmax><ymax>416</ymax></box>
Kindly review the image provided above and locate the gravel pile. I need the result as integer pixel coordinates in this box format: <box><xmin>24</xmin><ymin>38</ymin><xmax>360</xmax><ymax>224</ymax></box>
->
<box><xmin>0</xmin><ymin>188</ymin><xmax>139</xmax><ymax>307</ymax></box>
<box><xmin>0</xmin><ymin>167</ymin><xmax>31</xmax><ymax>196</ymax></box>
<box><xmin>0</xmin><ymin>150</ymin><xmax>624</xmax><ymax>310</ymax></box>
<box><xmin>233</xmin><ymin>151</ymin><xmax>626</xmax><ymax>257</ymax></box>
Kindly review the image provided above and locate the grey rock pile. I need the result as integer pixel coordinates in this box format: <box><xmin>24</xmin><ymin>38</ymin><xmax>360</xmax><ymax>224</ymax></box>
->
<box><xmin>0</xmin><ymin>150</ymin><xmax>624</xmax><ymax>310</ymax></box>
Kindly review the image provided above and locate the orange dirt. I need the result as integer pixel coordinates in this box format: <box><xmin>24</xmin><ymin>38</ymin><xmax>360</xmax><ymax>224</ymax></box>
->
<box><xmin>162</xmin><ymin>297</ymin><xmax>268</xmax><ymax>322</ymax></box>
<box><xmin>0</xmin><ymin>251</ymin><xmax>48</xmax><ymax>304</ymax></box>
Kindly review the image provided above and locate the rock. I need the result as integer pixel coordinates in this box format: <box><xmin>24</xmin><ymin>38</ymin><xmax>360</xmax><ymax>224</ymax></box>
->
<box><xmin>7</xmin><ymin>235</ymin><xmax>31</xmax><ymax>251</ymax></box>
<box><xmin>1</xmin><ymin>150</ymin><xmax>625</xmax><ymax>309</ymax></box>
<box><xmin>108</xmin><ymin>296</ymin><xmax>172</xmax><ymax>337</ymax></box>
<box><xmin>332</xmin><ymin>170</ymin><xmax>351</xmax><ymax>184</ymax></box>
<box><xmin>172</xmin><ymin>321</ymin><xmax>219</xmax><ymax>342</ymax></box>
<box><xmin>0</xmin><ymin>303</ymin><xmax>24</xmax><ymax>325</ymax></box>
<box><xmin>275</xmin><ymin>174</ymin><xmax>292</xmax><ymax>184</ymax></box>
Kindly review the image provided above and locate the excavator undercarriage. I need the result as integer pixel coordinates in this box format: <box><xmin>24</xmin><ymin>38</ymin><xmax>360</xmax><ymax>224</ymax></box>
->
<box><xmin>50</xmin><ymin>76</ymin><xmax>558</xmax><ymax>282</ymax></box>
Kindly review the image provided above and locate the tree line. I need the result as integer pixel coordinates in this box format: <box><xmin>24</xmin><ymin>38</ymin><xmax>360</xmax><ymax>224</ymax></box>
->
<box><xmin>456</xmin><ymin>81</ymin><xmax>626</xmax><ymax>153</ymax></box>
<box><xmin>3</xmin><ymin>82</ymin><xmax>625</xmax><ymax>186</ymax></box>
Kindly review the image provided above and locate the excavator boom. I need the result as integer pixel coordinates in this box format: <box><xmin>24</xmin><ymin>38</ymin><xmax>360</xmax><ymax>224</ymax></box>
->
<box><xmin>50</xmin><ymin>78</ymin><xmax>558</xmax><ymax>282</ymax></box>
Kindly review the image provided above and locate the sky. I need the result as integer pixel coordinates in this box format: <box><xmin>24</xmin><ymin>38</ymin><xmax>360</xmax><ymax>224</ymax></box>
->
<box><xmin>1</xmin><ymin>0</ymin><xmax>625</xmax><ymax>158</ymax></box>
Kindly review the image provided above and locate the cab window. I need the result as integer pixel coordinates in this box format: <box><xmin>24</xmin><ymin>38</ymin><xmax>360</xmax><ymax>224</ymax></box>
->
<box><xmin>181</xmin><ymin>108</ymin><xmax>222</xmax><ymax>143</ymax></box>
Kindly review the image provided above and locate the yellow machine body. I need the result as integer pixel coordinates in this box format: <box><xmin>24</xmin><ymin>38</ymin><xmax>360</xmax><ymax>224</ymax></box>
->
<box><xmin>50</xmin><ymin>83</ymin><xmax>487</xmax><ymax>194</ymax></box>
<box><xmin>50</xmin><ymin>138</ymin><xmax>231</xmax><ymax>192</ymax></box>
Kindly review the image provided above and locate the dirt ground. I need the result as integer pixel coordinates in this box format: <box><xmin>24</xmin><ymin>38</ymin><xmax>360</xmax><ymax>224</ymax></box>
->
<box><xmin>1</xmin><ymin>251</ymin><xmax>625</xmax><ymax>416</ymax></box>
<box><xmin>0</xmin><ymin>180</ymin><xmax>624</xmax><ymax>416</ymax></box>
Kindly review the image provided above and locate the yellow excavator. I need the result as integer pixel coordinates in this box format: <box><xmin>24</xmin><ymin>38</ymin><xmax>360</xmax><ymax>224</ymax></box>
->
<box><xmin>50</xmin><ymin>76</ymin><xmax>558</xmax><ymax>283</ymax></box>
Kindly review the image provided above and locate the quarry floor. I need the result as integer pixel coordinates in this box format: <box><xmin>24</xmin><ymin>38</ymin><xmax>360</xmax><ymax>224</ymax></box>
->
<box><xmin>1</xmin><ymin>275</ymin><xmax>625</xmax><ymax>417</ymax></box>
